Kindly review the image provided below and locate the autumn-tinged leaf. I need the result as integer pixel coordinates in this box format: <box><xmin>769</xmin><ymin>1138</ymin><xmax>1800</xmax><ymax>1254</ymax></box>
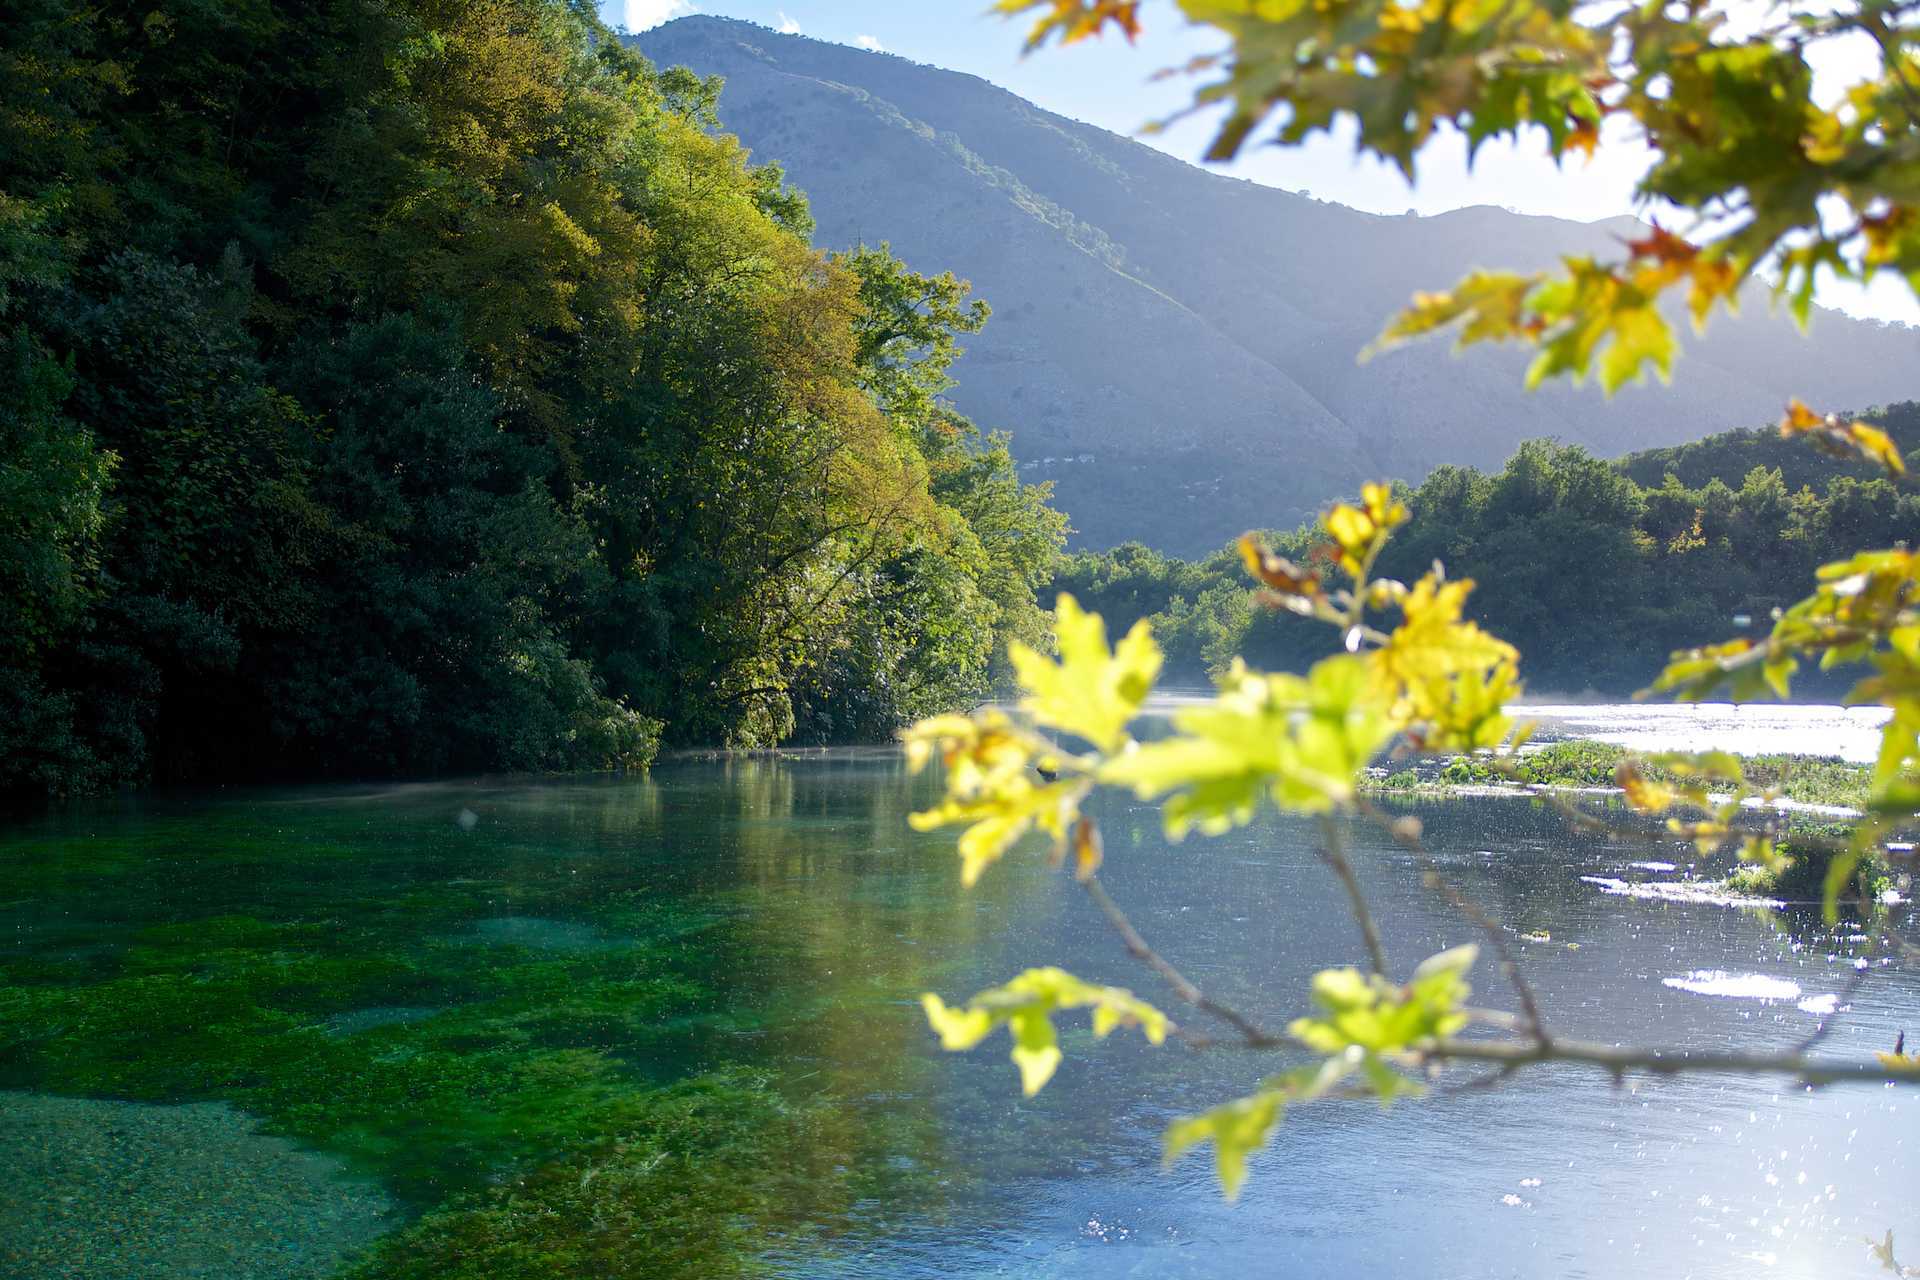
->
<box><xmin>1626</xmin><ymin>223</ymin><xmax>1696</xmax><ymax>267</ymax></box>
<box><xmin>1780</xmin><ymin>399</ymin><xmax>1907</xmax><ymax>476</ymax></box>
<box><xmin>1322</xmin><ymin>483</ymin><xmax>1408</xmax><ymax>578</ymax></box>
<box><xmin>903</xmin><ymin>711</ymin><xmax>1083</xmax><ymax>885</ymax></box>
<box><xmin>1373</xmin><ymin>572</ymin><xmax>1519</xmax><ymax>748</ymax></box>
<box><xmin>1614</xmin><ymin>761</ymin><xmax>1674</xmax><ymax>814</ymax></box>
<box><xmin>1068</xmin><ymin>814</ymin><xmax>1103</xmax><ymax>881</ymax></box>
<box><xmin>1372</xmin><ymin>272</ymin><xmax>1543</xmax><ymax>353</ymax></box>
<box><xmin>1237</xmin><ymin>533</ymin><xmax>1323</xmax><ymax>604</ymax></box>
<box><xmin>993</xmin><ymin>0</ymin><xmax>1141</xmax><ymax>51</ymax></box>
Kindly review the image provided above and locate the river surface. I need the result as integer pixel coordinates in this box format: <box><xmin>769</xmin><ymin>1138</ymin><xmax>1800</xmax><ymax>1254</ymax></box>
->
<box><xmin>1</xmin><ymin>709</ymin><xmax>1916</xmax><ymax>1279</ymax></box>
<box><xmin>1520</xmin><ymin>702</ymin><xmax>1895</xmax><ymax>765</ymax></box>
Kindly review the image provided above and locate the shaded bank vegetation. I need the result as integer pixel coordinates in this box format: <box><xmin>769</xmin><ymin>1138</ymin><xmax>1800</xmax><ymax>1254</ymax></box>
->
<box><xmin>0</xmin><ymin>0</ymin><xmax>1064</xmax><ymax>805</ymax></box>
<box><xmin>1057</xmin><ymin>402</ymin><xmax>1920</xmax><ymax>693</ymax></box>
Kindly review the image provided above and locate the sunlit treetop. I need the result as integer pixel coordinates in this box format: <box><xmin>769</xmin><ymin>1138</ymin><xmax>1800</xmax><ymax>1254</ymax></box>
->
<box><xmin>998</xmin><ymin>0</ymin><xmax>1920</xmax><ymax>393</ymax></box>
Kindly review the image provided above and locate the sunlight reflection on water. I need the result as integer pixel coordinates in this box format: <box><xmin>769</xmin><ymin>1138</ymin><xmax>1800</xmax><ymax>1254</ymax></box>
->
<box><xmin>1661</xmin><ymin>970</ymin><xmax>1805</xmax><ymax>1001</ymax></box>
<box><xmin>1517</xmin><ymin>702</ymin><xmax>1892</xmax><ymax>763</ymax></box>
<box><xmin>1143</xmin><ymin>696</ymin><xmax>1892</xmax><ymax>763</ymax></box>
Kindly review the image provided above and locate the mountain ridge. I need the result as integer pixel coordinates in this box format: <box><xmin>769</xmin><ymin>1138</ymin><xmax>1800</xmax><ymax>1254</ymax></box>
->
<box><xmin>637</xmin><ymin>16</ymin><xmax>1920</xmax><ymax>553</ymax></box>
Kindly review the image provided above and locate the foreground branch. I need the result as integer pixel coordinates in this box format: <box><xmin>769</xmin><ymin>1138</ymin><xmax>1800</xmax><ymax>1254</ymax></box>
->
<box><xmin>1316</xmin><ymin>814</ymin><xmax>1390</xmax><ymax>975</ymax></box>
<box><xmin>1357</xmin><ymin>797</ymin><xmax>1552</xmax><ymax>1044</ymax></box>
<box><xmin>1425</xmin><ymin>1033</ymin><xmax>1917</xmax><ymax>1088</ymax></box>
<box><xmin>1079</xmin><ymin>872</ymin><xmax>1283</xmax><ymax>1048</ymax></box>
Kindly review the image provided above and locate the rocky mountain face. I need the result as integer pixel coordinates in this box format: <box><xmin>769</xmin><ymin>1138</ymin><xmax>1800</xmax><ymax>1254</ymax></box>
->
<box><xmin>637</xmin><ymin>16</ymin><xmax>1920</xmax><ymax>554</ymax></box>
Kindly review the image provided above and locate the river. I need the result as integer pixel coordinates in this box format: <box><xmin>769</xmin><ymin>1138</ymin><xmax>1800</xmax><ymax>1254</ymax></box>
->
<box><xmin>1</xmin><ymin>709</ymin><xmax>1915</xmax><ymax>1279</ymax></box>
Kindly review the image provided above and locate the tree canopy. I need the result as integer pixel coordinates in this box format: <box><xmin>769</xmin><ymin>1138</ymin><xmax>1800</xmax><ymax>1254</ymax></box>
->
<box><xmin>1060</xmin><ymin>404</ymin><xmax>1920</xmax><ymax>694</ymax></box>
<box><xmin>0</xmin><ymin>0</ymin><xmax>1065</xmax><ymax>802</ymax></box>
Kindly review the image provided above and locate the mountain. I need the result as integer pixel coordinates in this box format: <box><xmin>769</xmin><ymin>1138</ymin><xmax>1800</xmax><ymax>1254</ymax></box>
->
<box><xmin>636</xmin><ymin>17</ymin><xmax>1920</xmax><ymax>554</ymax></box>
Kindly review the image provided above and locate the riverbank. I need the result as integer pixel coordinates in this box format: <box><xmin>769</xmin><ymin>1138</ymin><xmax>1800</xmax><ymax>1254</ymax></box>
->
<box><xmin>1367</xmin><ymin>740</ymin><xmax>1873</xmax><ymax>811</ymax></box>
<box><xmin>1366</xmin><ymin>740</ymin><xmax>1908</xmax><ymax>906</ymax></box>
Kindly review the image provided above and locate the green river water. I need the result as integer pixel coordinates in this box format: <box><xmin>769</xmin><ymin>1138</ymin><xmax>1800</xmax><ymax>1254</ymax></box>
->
<box><xmin>1</xmin><ymin>745</ymin><xmax>1915</xmax><ymax>1278</ymax></box>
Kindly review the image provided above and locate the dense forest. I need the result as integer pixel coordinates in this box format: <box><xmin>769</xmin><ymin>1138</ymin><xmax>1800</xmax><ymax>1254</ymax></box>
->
<box><xmin>9</xmin><ymin>0</ymin><xmax>1917</xmax><ymax>808</ymax></box>
<box><xmin>0</xmin><ymin>0</ymin><xmax>1065</xmax><ymax>804</ymax></box>
<box><xmin>1058</xmin><ymin>401</ymin><xmax>1920</xmax><ymax>696</ymax></box>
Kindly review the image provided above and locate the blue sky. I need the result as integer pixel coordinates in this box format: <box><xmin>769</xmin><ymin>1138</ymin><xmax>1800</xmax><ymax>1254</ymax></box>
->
<box><xmin>600</xmin><ymin>1</ymin><xmax>1918</xmax><ymax>325</ymax></box>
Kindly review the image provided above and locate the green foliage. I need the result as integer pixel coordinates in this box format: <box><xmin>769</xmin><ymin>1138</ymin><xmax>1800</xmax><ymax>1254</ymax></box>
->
<box><xmin>903</xmin><ymin>709</ymin><xmax>1088</xmax><ymax>887</ymax></box>
<box><xmin>934</xmin><ymin>0</ymin><xmax>1920</xmax><ymax>1216</ymax></box>
<box><xmin>1287</xmin><ymin>945</ymin><xmax>1475</xmax><ymax>1075</ymax></box>
<box><xmin>1154</xmin><ymin>948</ymin><xmax>1480</xmax><ymax>1202</ymax></box>
<box><xmin>1010</xmin><ymin>594</ymin><xmax>1161</xmax><ymax>755</ymax></box>
<box><xmin>345</xmin><ymin>1071</ymin><xmax>846</xmax><ymax>1280</ymax></box>
<box><xmin>273</xmin><ymin>312</ymin><xmax>659</xmax><ymax>775</ymax></box>
<box><xmin>1048</xmin><ymin>541</ymin><xmax>1249</xmax><ymax>678</ymax></box>
<box><xmin>1012</xmin><ymin>0</ymin><xmax>1920</xmax><ymax>398</ymax></box>
<box><xmin>1431</xmin><ymin>740</ymin><xmax>1873</xmax><ymax>811</ymax></box>
<box><xmin>1162</xmin><ymin>1089</ymin><xmax>1286</xmax><ymax>1203</ymax></box>
<box><xmin>1724</xmin><ymin>826</ymin><xmax>1894</xmax><ymax>903</ymax></box>
<box><xmin>910</xmin><ymin>415</ymin><xmax>1919</xmax><ymax>1195</ymax></box>
<box><xmin>1054</xmin><ymin>411</ymin><xmax>1920</xmax><ymax>697</ymax></box>
<box><xmin>909</xmin><ymin>488</ymin><xmax>1523</xmax><ymax>1188</ymax></box>
<box><xmin>0</xmin><ymin>317</ymin><xmax>115</xmax><ymax>803</ymax></box>
<box><xmin>1102</xmin><ymin>655</ymin><xmax>1393</xmax><ymax>835</ymax></box>
<box><xmin>0</xmin><ymin>815</ymin><xmax>909</xmax><ymax>1280</ymax></box>
<box><xmin>921</xmin><ymin>967</ymin><xmax>1168</xmax><ymax>1095</ymax></box>
<box><xmin>0</xmin><ymin>0</ymin><xmax>1066</xmax><ymax>802</ymax></box>
<box><xmin>1620</xmin><ymin>403</ymin><xmax>1920</xmax><ymax>492</ymax></box>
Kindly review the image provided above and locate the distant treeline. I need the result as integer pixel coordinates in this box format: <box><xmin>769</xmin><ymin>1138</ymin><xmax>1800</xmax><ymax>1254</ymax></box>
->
<box><xmin>1056</xmin><ymin>401</ymin><xmax>1920</xmax><ymax>696</ymax></box>
<box><xmin>1</xmin><ymin>1</ymin><xmax>1063</xmax><ymax>803</ymax></box>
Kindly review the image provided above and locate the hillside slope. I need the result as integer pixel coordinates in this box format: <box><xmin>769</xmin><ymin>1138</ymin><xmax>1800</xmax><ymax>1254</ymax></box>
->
<box><xmin>638</xmin><ymin>17</ymin><xmax>1920</xmax><ymax>552</ymax></box>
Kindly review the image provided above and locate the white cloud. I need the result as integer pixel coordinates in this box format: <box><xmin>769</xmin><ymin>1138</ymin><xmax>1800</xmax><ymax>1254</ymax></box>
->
<box><xmin>600</xmin><ymin>0</ymin><xmax>694</xmax><ymax>32</ymax></box>
<box><xmin>854</xmin><ymin>33</ymin><xmax>885</xmax><ymax>52</ymax></box>
<box><xmin>777</xmin><ymin>11</ymin><xmax>801</xmax><ymax>34</ymax></box>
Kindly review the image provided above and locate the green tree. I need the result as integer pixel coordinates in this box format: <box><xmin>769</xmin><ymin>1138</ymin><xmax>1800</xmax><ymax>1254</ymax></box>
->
<box><xmin>272</xmin><ymin>312</ymin><xmax>656</xmax><ymax>774</ymax></box>
<box><xmin>0</xmin><ymin>0</ymin><xmax>1069</xmax><ymax>801</ymax></box>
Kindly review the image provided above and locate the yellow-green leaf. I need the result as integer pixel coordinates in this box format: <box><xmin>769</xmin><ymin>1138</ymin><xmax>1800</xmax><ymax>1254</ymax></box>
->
<box><xmin>1009</xmin><ymin>594</ymin><xmax>1162</xmax><ymax>753</ymax></box>
<box><xmin>920</xmin><ymin>967</ymin><xmax>1169</xmax><ymax>1096</ymax></box>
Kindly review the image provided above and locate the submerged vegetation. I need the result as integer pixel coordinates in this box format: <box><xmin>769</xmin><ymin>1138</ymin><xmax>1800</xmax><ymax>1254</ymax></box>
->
<box><xmin>1058</xmin><ymin>405</ymin><xmax>1920</xmax><ymax>692</ymax></box>
<box><xmin>0</xmin><ymin>0</ymin><xmax>1064</xmax><ymax>806</ymax></box>
<box><xmin>0</xmin><ymin>780</ymin><xmax>967</xmax><ymax>1278</ymax></box>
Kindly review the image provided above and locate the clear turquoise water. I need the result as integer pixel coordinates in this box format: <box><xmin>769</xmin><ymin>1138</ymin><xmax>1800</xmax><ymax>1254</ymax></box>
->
<box><xmin>2</xmin><ymin>751</ymin><xmax>1916</xmax><ymax>1279</ymax></box>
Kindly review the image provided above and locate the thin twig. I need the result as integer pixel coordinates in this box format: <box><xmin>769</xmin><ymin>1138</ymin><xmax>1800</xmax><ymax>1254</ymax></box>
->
<box><xmin>1358</xmin><ymin>797</ymin><xmax>1552</xmax><ymax>1046</ymax></box>
<box><xmin>1316</xmin><ymin>815</ymin><xmax>1390</xmax><ymax>976</ymax></box>
<box><xmin>1437</xmin><ymin>1061</ymin><xmax>1522</xmax><ymax>1097</ymax></box>
<box><xmin>1863</xmin><ymin>13</ymin><xmax>1920</xmax><ymax>116</ymax></box>
<box><xmin>1424</xmin><ymin>1033</ymin><xmax>1915</xmax><ymax>1087</ymax></box>
<box><xmin>1080</xmin><ymin>872</ymin><xmax>1284</xmax><ymax>1048</ymax></box>
<box><xmin>1794</xmin><ymin>927</ymin><xmax>1884</xmax><ymax>1055</ymax></box>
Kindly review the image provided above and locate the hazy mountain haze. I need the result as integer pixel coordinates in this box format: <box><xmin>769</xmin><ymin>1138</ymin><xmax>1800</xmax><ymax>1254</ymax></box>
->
<box><xmin>638</xmin><ymin>16</ymin><xmax>1920</xmax><ymax>553</ymax></box>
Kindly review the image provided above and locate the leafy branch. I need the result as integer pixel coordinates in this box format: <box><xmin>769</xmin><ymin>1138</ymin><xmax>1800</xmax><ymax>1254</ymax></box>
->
<box><xmin>903</xmin><ymin>476</ymin><xmax>1920</xmax><ymax>1201</ymax></box>
<box><xmin>1001</xmin><ymin>0</ymin><xmax>1920</xmax><ymax>395</ymax></box>
<box><xmin>901</xmin><ymin>4</ymin><xmax>1920</xmax><ymax>1266</ymax></box>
